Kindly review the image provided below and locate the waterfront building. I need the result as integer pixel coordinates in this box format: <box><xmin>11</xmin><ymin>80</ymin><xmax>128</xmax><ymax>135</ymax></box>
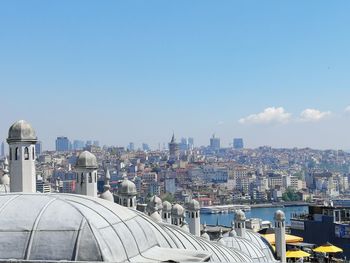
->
<box><xmin>56</xmin><ymin>136</ymin><xmax>70</xmax><ymax>152</ymax></box>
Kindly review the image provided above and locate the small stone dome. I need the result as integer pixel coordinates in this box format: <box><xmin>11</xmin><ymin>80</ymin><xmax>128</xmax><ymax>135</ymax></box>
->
<box><xmin>235</xmin><ymin>210</ymin><xmax>246</xmax><ymax>221</ymax></box>
<box><xmin>171</xmin><ymin>203</ymin><xmax>184</xmax><ymax>217</ymax></box>
<box><xmin>76</xmin><ymin>151</ymin><xmax>98</xmax><ymax>169</ymax></box>
<box><xmin>162</xmin><ymin>201</ymin><xmax>172</xmax><ymax>211</ymax></box>
<box><xmin>119</xmin><ymin>178</ymin><xmax>137</xmax><ymax>196</ymax></box>
<box><xmin>7</xmin><ymin>120</ymin><xmax>37</xmax><ymax>143</ymax></box>
<box><xmin>150</xmin><ymin>210</ymin><xmax>162</xmax><ymax>223</ymax></box>
<box><xmin>100</xmin><ymin>189</ymin><xmax>114</xmax><ymax>202</ymax></box>
<box><xmin>186</xmin><ymin>199</ymin><xmax>200</xmax><ymax>210</ymax></box>
<box><xmin>274</xmin><ymin>210</ymin><xmax>286</xmax><ymax>221</ymax></box>
<box><xmin>147</xmin><ymin>195</ymin><xmax>163</xmax><ymax>213</ymax></box>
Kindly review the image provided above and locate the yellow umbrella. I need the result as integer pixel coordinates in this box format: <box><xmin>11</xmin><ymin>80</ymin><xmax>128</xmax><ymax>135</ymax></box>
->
<box><xmin>286</xmin><ymin>249</ymin><xmax>310</xmax><ymax>258</ymax></box>
<box><xmin>262</xmin><ymin>233</ymin><xmax>303</xmax><ymax>245</ymax></box>
<box><xmin>313</xmin><ymin>243</ymin><xmax>343</xmax><ymax>254</ymax></box>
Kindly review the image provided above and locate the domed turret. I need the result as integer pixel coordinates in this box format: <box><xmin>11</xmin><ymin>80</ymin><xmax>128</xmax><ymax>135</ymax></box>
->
<box><xmin>7</xmin><ymin>120</ymin><xmax>37</xmax><ymax>143</ymax></box>
<box><xmin>76</xmin><ymin>151</ymin><xmax>98</xmax><ymax>169</ymax></box>
<box><xmin>274</xmin><ymin>210</ymin><xmax>286</xmax><ymax>221</ymax></box>
<box><xmin>171</xmin><ymin>203</ymin><xmax>184</xmax><ymax>226</ymax></box>
<box><xmin>235</xmin><ymin>209</ymin><xmax>246</xmax><ymax>221</ymax></box>
<box><xmin>234</xmin><ymin>210</ymin><xmax>246</xmax><ymax>238</ymax></box>
<box><xmin>147</xmin><ymin>195</ymin><xmax>163</xmax><ymax>214</ymax></box>
<box><xmin>186</xmin><ymin>199</ymin><xmax>200</xmax><ymax>210</ymax></box>
<box><xmin>119</xmin><ymin>177</ymin><xmax>137</xmax><ymax>195</ymax></box>
<box><xmin>75</xmin><ymin>151</ymin><xmax>98</xmax><ymax>197</ymax></box>
<box><xmin>162</xmin><ymin>201</ymin><xmax>172</xmax><ymax>224</ymax></box>
<box><xmin>7</xmin><ymin>120</ymin><xmax>37</xmax><ymax>193</ymax></box>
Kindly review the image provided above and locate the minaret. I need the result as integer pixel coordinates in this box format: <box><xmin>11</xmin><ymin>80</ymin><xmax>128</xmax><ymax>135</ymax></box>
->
<box><xmin>162</xmin><ymin>201</ymin><xmax>172</xmax><ymax>224</ymax></box>
<box><xmin>75</xmin><ymin>151</ymin><xmax>98</xmax><ymax>197</ymax></box>
<box><xmin>100</xmin><ymin>168</ymin><xmax>114</xmax><ymax>202</ymax></box>
<box><xmin>7</xmin><ymin>120</ymin><xmax>37</xmax><ymax>193</ymax></box>
<box><xmin>229</xmin><ymin>220</ymin><xmax>237</xmax><ymax>237</ymax></box>
<box><xmin>147</xmin><ymin>195</ymin><xmax>163</xmax><ymax>215</ymax></box>
<box><xmin>186</xmin><ymin>199</ymin><xmax>200</xmax><ymax>236</ymax></box>
<box><xmin>274</xmin><ymin>210</ymin><xmax>286</xmax><ymax>263</ymax></box>
<box><xmin>234</xmin><ymin>210</ymin><xmax>246</xmax><ymax>238</ymax></box>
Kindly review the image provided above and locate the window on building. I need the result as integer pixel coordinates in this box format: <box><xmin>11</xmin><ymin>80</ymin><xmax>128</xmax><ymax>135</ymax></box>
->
<box><xmin>123</xmin><ymin>199</ymin><xmax>127</xmax><ymax>206</ymax></box>
<box><xmin>9</xmin><ymin>148</ymin><xmax>12</xmax><ymax>160</ymax></box>
<box><xmin>32</xmin><ymin>147</ymin><xmax>35</xmax><ymax>160</ymax></box>
<box><xmin>95</xmin><ymin>172</ymin><xmax>97</xmax><ymax>182</ymax></box>
<box><xmin>15</xmin><ymin>147</ymin><xmax>19</xmax><ymax>160</ymax></box>
<box><xmin>88</xmin><ymin>173</ymin><xmax>92</xmax><ymax>183</ymax></box>
<box><xmin>81</xmin><ymin>173</ymin><xmax>84</xmax><ymax>184</ymax></box>
<box><xmin>24</xmin><ymin>147</ymin><xmax>29</xmax><ymax>160</ymax></box>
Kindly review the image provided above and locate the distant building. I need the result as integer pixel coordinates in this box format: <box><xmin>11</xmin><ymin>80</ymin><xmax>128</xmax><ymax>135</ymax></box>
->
<box><xmin>142</xmin><ymin>143</ymin><xmax>150</xmax><ymax>151</ymax></box>
<box><xmin>210</xmin><ymin>134</ymin><xmax>220</xmax><ymax>150</ymax></box>
<box><xmin>233</xmin><ymin>138</ymin><xmax>244</xmax><ymax>149</ymax></box>
<box><xmin>0</xmin><ymin>141</ymin><xmax>4</xmax><ymax>157</ymax></box>
<box><xmin>128</xmin><ymin>142</ymin><xmax>135</xmax><ymax>151</ymax></box>
<box><xmin>179</xmin><ymin>138</ymin><xmax>188</xmax><ymax>151</ymax></box>
<box><xmin>55</xmin><ymin>136</ymin><xmax>70</xmax><ymax>152</ymax></box>
<box><xmin>93</xmin><ymin>140</ymin><xmax>99</xmax><ymax>147</ymax></box>
<box><xmin>35</xmin><ymin>141</ymin><xmax>42</xmax><ymax>156</ymax></box>
<box><xmin>188</xmin><ymin>137</ymin><xmax>194</xmax><ymax>149</ymax></box>
<box><xmin>168</xmin><ymin>134</ymin><xmax>179</xmax><ymax>161</ymax></box>
<box><xmin>73</xmin><ymin>140</ymin><xmax>85</xmax><ymax>151</ymax></box>
<box><xmin>165</xmin><ymin>178</ymin><xmax>176</xmax><ymax>194</ymax></box>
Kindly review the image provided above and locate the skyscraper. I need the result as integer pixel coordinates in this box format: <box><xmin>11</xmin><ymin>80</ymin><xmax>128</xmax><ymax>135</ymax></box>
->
<box><xmin>233</xmin><ymin>138</ymin><xmax>244</xmax><ymax>149</ymax></box>
<box><xmin>35</xmin><ymin>141</ymin><xmax>42</xmax><ymax>156</ymax></box>
<box><xmin>188</xmin><ymin>137</ymin><xmax>194</xmax><ymax>149</ymax></box>
<box><xmin>73</xmin><ymin>140</ymin><xmax>85</xmax><ymax>151</ymax></box>
<box><xmin>56</xmin><ymin>136</ymin><xmax>70</xmax><ymax>152</ymax></box>
<box><xmin>128</xmin><ymin>142</ymin><xmax>135</xmax><ymax>151</ymax></box>
<box><xmin>179</xmin><ymin>137</ymin><xmax>188</xmax><ymax>151</ymax></box>
<box><xmin>142</xmin><ymin>143</ymin><xmax>150</xmax><ymax>151</ymax></box>
<box><xmin>210</xmin><ymin>134</ymin><xmax>220</xmax><ymax>150</ymax></box>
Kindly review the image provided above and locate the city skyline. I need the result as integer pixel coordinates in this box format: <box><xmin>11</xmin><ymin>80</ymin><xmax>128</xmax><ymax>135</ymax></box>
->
<box><xmin>1</xmin><ymin>1</ymin><xmax>350</xmax><ymax>149</ymax></box>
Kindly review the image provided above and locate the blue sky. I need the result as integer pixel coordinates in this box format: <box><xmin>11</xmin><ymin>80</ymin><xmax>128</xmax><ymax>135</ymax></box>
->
<box><xmin>1</xmin><ymin>1</ymin><xmax>350</xmax><ymax>150</ymax></box>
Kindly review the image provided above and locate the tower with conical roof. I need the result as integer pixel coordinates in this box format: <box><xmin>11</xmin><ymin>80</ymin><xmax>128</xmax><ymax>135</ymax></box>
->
<box><xmin>168</xmin><ymin>133</ymin><xmax>179</xmax><ymax>162</ymax></box>
<box><xmin>100</xmin><ymin>168</ymin><xmax>114</xmax><ymax>202</ymax></box>
<box><xmin>7</xmin><ymin>120</ymin><xmax>37</xmax><ymax>193</ymax></box>
<box><xmin>75</xmin><ymin>151</ymin><xmax>98</xmax><ymax>197</ymax></box>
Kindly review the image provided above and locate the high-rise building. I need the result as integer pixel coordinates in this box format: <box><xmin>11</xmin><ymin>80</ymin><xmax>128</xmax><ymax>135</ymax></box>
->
<box><xmin>233</xmin><ymin>138</ymin><xmax>244</xmax><ymax>149</ymax></box>
<box><xmin>188</xmin><ymin>137</ymin><xmax>194</xmax><ymax>149</ymax></box>
<box><xmin>179</xmin><ymin>137</ymin><xmax>188</xmax><ymax>151</ymax></box>
<box><xmin>128</xmin><ymin>142</ymin><xmax>135</xmax><ymax>151</ymax></box>
<box><xmin>93</xmin><ymin>140</ymin><xmax>99</xmax><ymax>147</ymax></box>
<box><xmin>0</xmin><ymin>141</ymin><xmax>4</xmax><ymax>157</ymax></box>
<box><xmin>35</xmin><ymin>141</ymin><xmax>42</xmax><ymax>156</ymax></box>
<box><xmin>142</xmin><ymin>143</ymin><xmax>150</xmax><ymax>151</ymax></box>
<box><xmin>73</xmin><ymin>140</ymin><xmax>85</xmax><ymax>151</ymax></box>
<box><xmin>210</xmin><ymin>134</ymin><xmax>220</xmax><ymax>150</ymax></box>
<box><xmin>55</xmin><ymin>136</ymin><xmax>70</xmax><ymax>152</ymax></box>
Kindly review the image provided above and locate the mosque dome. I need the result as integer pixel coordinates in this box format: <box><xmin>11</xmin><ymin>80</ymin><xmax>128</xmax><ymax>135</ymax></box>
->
<box><xmin>119</xmin><ymin>178</ymin><xmax>137</xmax><ymax>196</ymax></box>
<box><xmin>76</xmin><ymin>151</ymin><xmax>98</xmax><ymax>169</ymax></box>
<box><xmin>0</xmin><ymin>193</ymin><xmax>254</xmax><ymax>262</ymax></box>
<box><xmin>186</xmin><ymin>199</ymin><xmax>200</xmax><ymax>210</ymax></box>
<box><xmin>235</xmin><ymin>209</ymin><xmax>246</xmax><ymax>221</ymax></box>
<box><xmin>99</xmin><ymin>189</ymin><xmax>114</xmax><ymax>202</ymax></box>
<box><xmin>162</xmin><ymin>200</ymin><xmax>172</xmax><ymax>211</ymax></box>
<box><xmin>171</xmin><ymin>203</ymin><xmax>185</xmax><ymax>217</ymax></box>
<box><xmin>274</xmin><ymin>210</ymin><xmax>286</xmax><ymax>221</ymax></box>
<box><xmin>7</xmin><ymin>120</ymin><xmax>37</xmax><ymax>143</ymax></box>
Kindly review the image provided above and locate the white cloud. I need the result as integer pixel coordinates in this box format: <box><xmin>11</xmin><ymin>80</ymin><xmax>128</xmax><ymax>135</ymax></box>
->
<box><xmin>239</xmin><ymin>107</ymin><xmax>291</xmax><ymax>124</ymax></box>
<box><xmin>345</xmin><ymin>106</ymin><xmax>350</xmax><ymax>113</ymax></box>
<box><xmin>299</xmin><ymin>109</ymin><xmax>331</xmax><ymax>122</ymax></box>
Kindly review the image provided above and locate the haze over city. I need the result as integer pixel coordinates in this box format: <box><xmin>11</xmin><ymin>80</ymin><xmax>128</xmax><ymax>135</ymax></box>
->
<box><xmin>1</xmin><ymin>1</ymin><xmax>350</xmax><ymax>150</ymax></box>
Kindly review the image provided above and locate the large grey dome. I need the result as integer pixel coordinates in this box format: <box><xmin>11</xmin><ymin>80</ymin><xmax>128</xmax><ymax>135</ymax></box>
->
<box><xmin>0</xmin><ymin>193</ymin><xmax>253</xmax><ymax>262</ymax></box>
<box><xmin>76</xmin><ymin>151</ymin><xmax>98</xmax><ymax>169</ymax></box>
<box><xmin>7</xmin><ymin>120</ymin><xmax>37</xmax><ymax>143</ymax></box>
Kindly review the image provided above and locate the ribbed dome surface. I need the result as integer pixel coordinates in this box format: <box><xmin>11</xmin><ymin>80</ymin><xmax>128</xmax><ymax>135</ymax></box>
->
<box><xmin>7</xmin><ymin>120</ymin><xmax>37</xmax><ymax>143</ymax></box>
<box><xmin>76</xmin><ymin>151</ymin><xmax>98</xmax><ymax>169</ymax></box>
<box><xmin>0</xmin><ymin>193</ymin><xmax>254</xmax><ymax>262</ymax></box>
